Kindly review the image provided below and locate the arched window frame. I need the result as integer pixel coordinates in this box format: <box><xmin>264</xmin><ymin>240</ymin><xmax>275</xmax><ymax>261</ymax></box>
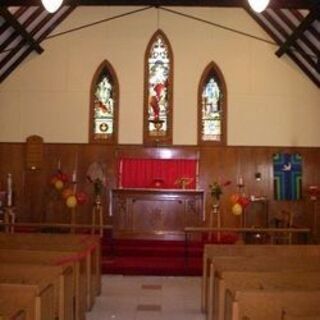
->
<box><xmin>89</xmin><ymin>60</ymin><xmax>119</xmax><ymax>144</ymax></box>
<box><xmin>143</xmin><ymin>29</ymin><xmax>174</xmax><ymax>146</ymax></box>
<box><xmin>198</xmin><ymin>61</ymin><xmax>227</xmax><ymax>146</ymax></box>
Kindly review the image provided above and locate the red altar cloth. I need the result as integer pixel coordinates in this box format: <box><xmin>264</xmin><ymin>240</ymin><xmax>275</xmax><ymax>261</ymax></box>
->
<box><xmin>119</xmin><ymin>158</ymin><xmax>197</xmax><ymax>189</ymax></box>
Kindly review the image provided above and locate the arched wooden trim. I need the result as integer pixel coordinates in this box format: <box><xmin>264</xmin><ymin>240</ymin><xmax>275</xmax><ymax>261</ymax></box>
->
<box><xmin>89</xmin><ymin>59</ymin><xmax>119</xmax><ymax>144</ymax></box>
<box><xmin>197</xmin><ymin>61</ymin><xmax>227</xmax><ymax>146</ymax></box>
<box><xmin>143</xmin><ymin>29</ymin><xmax>174</xmax><ymax>146</ymax></box>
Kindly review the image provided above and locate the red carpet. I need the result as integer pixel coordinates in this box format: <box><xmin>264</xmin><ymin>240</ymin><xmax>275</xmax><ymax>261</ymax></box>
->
<box><xmin>101</xmin><ymin>233</ymin><xmax>238</xmax><ymax>276</ymax></box>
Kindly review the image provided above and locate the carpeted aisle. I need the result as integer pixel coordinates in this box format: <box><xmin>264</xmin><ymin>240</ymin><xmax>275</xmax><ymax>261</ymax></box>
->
<box><xmin>101</xmin><ymin>234</ymin><xmax>238</xmax><ymax>276</ymax></box>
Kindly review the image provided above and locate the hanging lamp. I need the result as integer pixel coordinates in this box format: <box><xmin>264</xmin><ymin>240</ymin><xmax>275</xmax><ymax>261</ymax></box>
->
<box><xmin>248</xmin><ymin>0</ymin><xmax>270</xmax><ymax>13</ymax></box>
<box><xmin>41</xmin><ymin>0</ymin><xmax>63</xmax><ymax>13</ymax></box>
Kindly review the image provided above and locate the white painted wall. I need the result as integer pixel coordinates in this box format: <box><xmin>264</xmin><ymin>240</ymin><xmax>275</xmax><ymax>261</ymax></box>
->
<box><xmin>0</xmin><ymin>7</ymin><xmax>319</xmax><ymax>146</ymax></box>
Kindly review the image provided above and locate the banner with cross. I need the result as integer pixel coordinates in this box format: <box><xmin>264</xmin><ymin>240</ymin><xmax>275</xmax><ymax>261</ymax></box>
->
<box><xmin>273</xmin><ymin>153</ymin><xmax>302</xmax><ymax>201</ymax></box>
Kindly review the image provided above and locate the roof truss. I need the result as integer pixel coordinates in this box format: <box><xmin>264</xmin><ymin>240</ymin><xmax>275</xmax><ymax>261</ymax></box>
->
<box><xmin>0</xmin><ymin>1</ymin><xmax>319</xmax><ymax>86</ymax></box>
<box><xmin>0</xmin><ymin>7</ymin><xmax>43</xmax><ymax>54</ymax></box>
<box><xmin>0</xmin><ymin>0</ymin><xmax>319</xmax><ymax>8</ymax></box>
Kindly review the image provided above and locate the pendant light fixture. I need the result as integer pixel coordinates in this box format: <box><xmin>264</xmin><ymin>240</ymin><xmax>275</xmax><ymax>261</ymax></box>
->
<box><xmin>41</xmin><ymin>0</ymin><xmax>63</xmax><ymax>13</ymax></box>
<box><xmin>248</xmin><ymin>0</ymin><xmax>270</xmax><ymax>13</ymax></box>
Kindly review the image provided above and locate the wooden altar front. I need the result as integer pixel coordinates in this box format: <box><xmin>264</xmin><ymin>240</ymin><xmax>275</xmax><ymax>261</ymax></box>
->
<box><xmin>111</xmin><ymin>188</ymin><xmax>204</xmax><ymax>239</ymax></box>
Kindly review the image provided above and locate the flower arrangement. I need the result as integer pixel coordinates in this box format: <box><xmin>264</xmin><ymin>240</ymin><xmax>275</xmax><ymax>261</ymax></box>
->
<box><xmin>209</xmin><ymin>180</ymin><xmax>231</xmax><ymax>201</ymax></box>
<box><xmin>175</xmin><ymin>177</ymin><xmax>193</xmax><ymax>189</ymax></box>
<box><xmin>86</xmin><ymin>161</ymin><xmax>106</xmax><ymax>198</ymax></box>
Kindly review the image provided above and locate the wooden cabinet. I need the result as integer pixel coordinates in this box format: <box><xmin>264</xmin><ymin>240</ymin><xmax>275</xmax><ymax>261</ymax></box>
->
<box><xmin>242</xmin><ymin>199</ymin><xmax>269</xmax><ymax>244</ymax></box>
<box><xmin>111</xmin><ymin>188</ymin><xmax>204</xmax><ymax>239</ymax></box>
<box><xmin>243</xmin><ymin>199</ymin><xmax>269</xmax><ymax>228</ymax></box>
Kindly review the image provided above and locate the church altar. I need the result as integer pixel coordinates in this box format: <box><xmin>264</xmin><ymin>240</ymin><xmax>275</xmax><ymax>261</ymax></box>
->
<box><xmin>111</xmin><ymin>188</ymin><xmax>205</xmax><ymax>238</ymax></box>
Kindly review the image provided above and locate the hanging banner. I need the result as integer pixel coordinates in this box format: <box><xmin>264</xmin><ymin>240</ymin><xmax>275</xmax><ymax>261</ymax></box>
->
<box><xmin>273</xmin><ymin>153</ymin><xmax>302</xmax><ymax>200</ymax></box>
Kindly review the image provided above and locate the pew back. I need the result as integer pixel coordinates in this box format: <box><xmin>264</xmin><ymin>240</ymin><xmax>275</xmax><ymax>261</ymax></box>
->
<box><xmin>0</xmin><ymin>283</ymin><xmax>55</xmax><ymax>320</ymax></box>
<box><xmin>0</xmin><ymin>263</ymin><xmax>73</xmax><ymax>320</ymax></box>
<box><xmin>215</xmin><ymin>271</ymin><xmax>320</xmax><ymax>320</ymax></box>
<box><xmin>224</xmin><ymin>289</ymin><xmax>320</xmax><ymax>320</ymax></box>
<box><xmin>0</xmin><ymin>249</ymin><xmax>86</xmax><ymax>320</ymax></box>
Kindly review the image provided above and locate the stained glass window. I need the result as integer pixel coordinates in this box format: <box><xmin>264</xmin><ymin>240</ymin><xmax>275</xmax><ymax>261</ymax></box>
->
<box><xmin>90</xmin><ymin>61</ymin><xmax>118</xmax><ymax>144</ymax></box>
<box><xmin>144</xmin><ymin>30</ymin><xmax>173</xmax><ymax>145</ymax></box>
<box><xmin>198</xmin><ymin>62</ymin><xmax>226</xmax><ymax>145</ymax></box>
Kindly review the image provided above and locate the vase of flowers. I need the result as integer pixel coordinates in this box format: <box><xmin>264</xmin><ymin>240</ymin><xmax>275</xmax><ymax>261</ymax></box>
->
<box><xmin>208</xmin><ymin>179</ymin><xmax>231</xmax><ymax>242</ymax></box>
<box><xmin>209</xmin><ymin>180</ymin><xmax>231</xmax><ymax>211</ymax></box>
<box><xmin>86</xmin><ymin>161</ymin><xmax>106</xmax><ymax>206</ymax></box>
<box><xmin>175</xmin><ymin>177</ymin><xmax>193</xmax><ymax>189</ymax></box>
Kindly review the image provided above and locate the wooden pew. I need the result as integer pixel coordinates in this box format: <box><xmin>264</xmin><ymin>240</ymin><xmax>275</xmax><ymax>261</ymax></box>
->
<box><xmin>283</xmin><ymin>316</ymin><xmax>320</xmax><ymax>320</ymax></box>
<box><xmin>214</xmin><ymin>271</ymin><xmax>320</xmax><ymax>320</ymax></box>
<box><xmin>224</xmin><ymin>289</ymin><xmax>320</xmax><ymax>320</ymax></box>
<box><xmin>0</xmin><ymin>263</ymin><xmax>73</xmax><ymax>320</ymax></box>
<box><xmin>202</xmin><ymin>245</ymin><xmax>320</xmax><ymax>312</ymax></box>
<box><xmin>0</xmin><ymin>296</ymin><xmax>27</xmax><ymax>320</ymax></box>
<box><xmin>206</xmin><ymin>256</ymin><xmax>320</xmax><ymax>320</ymax></box>
<box><xmin>0</xmin><ymin>249</ymin><xmax>86</xmax><ymax>320</ymax></box>
<box><xmin>0</xmin><ymin>233</ymin><xmax>101</xmax><ymax>310</ymax></box>
<box><xmin>0</xmin><ymin>283</ymin><xmax>55</xmax><ymax>320</ymax></box>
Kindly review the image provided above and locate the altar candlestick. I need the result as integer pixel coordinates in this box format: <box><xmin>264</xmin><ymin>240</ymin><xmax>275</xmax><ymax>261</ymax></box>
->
<box><xmin>238</xmin><ymin>176</ymin><xmax>244</xmax><ymax>187</ymax></box>
<box><xmin>7</xmin><ymin>173</ymin><xmax>12</xmax><ymax>207</ymax></box>
<box><xmin>72</xmin><ymin>170</ymin><xmax>77</xmax><ymax>183</ymax></box>
<box><xmin>72</xmin><ymin>151</ymin><xmax>78</xmax><ymax>192</ymax></box>
<box><xmin>72</xmin><ymin>170</ymin><xmax>77</xmax><ymax>193</ymax></box>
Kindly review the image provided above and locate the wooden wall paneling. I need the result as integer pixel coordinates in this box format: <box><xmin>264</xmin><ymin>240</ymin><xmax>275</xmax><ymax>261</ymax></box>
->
<box><xmin>0</xmin><ymin>143</ymin><xmax>320</xmax><ymax>234</ymax></box>
<box><xmin>115</xmin><ymin>145</ymin><xmax>199</xmax><ymax>159</ymax></box>
<box><xmin>24</xmin><ymin>170</ymin><xmax>46</xmax><ymax>222</ymax></box>
<box><xmin>219</xmin><ymin>147</ymin><xmax>239</xmax><ymax>228</ymax></box>
<box><xmin>43</xmin><ymin>144</ymin><xmax>80</xmax><ymax>224</ymax></box>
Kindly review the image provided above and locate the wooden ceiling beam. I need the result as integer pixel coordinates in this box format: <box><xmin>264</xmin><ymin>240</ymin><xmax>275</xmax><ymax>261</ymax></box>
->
<box><xmin>262</xmin><ymin>10</ymin><xmax>317</xmax><ymax>71</ymax></box>
<box><xmin>245</xmin><ymin>8</ymin><xmax>319</xmax><ymax>87</ymax></box>
<box><xmin>274</xmin><ymin>9</ymin><xmax>320</xmax><ymax>58</ymax></box>
<box><xmin>0</xmin><ymin>7</ymin><xmax>43</xmax><ymax>53</ymax></box>
<box><xmin>0</xmin><ymin>0</ymin><xmax>318</xmax><ymax>9</ymax></box>
<box><xmin>276</xmin><ymin>5</ymin><xmax>320</xmax><ymax>57</ymax></box>
<box><xmin>0</xmin><ymin>6</ymin><xmax>75</xmax><ymax>83</ymax></box>
<box><xmin>291</xmin><ymin>9</ymin><xmax>320</xmax><ymax>43</ymax></box>
<box><xmin>0</xmin><ymin>6</ymin><xmax>28</xmax><ymax>35</ymax></box>
<box><xmin>0</xmin><ymin>7</ymin><xmax>44</xmax><ymax>54</ymax></box>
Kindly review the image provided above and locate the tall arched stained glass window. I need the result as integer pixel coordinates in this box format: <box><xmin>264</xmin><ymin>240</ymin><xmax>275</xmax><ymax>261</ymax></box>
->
<box><xmin>198</xmin><ymin>62</ymin><xmax>227</xmax><ymax>145</ymax></box>
<box><xmin>144</xmin><ymin>30</ymin><xmax>173</xmax><ymax>146</ymax></box>
<box><xmin>89</xmin><ymin>60</ymin><xmax>119</xmax><ymax>144</ymax></box>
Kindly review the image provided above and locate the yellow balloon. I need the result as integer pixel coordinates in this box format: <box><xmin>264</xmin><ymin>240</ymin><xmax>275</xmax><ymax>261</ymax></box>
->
<box><xmin>232</xmin><ymin>203</ymin><xmax>243</xmax><ymax>216</ymax></box>
<box><xmin>55</xmin><ymin>179</ymin><xmax>64</xmax><ymax>190</ymax></box>
<box><xmin>66</xmin><ymin>195</ymin><xmax>77</xmax><ymax>208</ymax></box>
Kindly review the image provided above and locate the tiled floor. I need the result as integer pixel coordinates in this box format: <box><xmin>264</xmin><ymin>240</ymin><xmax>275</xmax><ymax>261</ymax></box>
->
<box><xmin>87</xmin><ymin>275</ymin><xmax>205</xmax><ymax>320</ymax></box>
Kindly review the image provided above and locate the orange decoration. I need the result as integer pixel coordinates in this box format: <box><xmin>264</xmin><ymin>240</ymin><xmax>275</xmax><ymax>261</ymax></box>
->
<box><xmin>62</xmin><ymin>188</ymin><xmax>73</xmax><ymax>199</ymax></box>
<box><xmin>230</xmin><ymin>194</ymin><xmax>240</xmax><ymax>204</ymax></box>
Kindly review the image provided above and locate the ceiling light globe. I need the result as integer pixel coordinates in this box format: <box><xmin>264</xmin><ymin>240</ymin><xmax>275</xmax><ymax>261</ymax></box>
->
<box><xmin>248</xmin><ymin>0</ymin><xmax>270</xmax><ymax>13</ymax></box>
<box><xmin>41</xmin><ymin>0</ymin><xmax>63</xmax><ymax>13</ymax></box>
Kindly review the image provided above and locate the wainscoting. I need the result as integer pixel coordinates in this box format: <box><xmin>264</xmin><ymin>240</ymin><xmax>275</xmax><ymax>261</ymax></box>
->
<box><xmin>0</xmin><ymin>143</ymin><xmax>319</xmax><ymax>238</ymax></box>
